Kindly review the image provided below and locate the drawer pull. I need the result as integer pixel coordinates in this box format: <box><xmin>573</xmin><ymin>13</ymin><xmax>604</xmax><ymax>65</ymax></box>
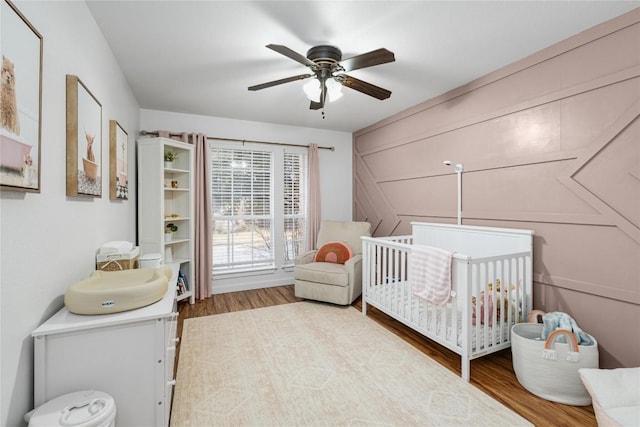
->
<box><xmin>167</xmin><ymin>379</ymin><xmax>176</xmax><ymax>386</ymax></box>
<box><xmin>174</xmin><ymin>337</ymin><xmax>180</xmax><ymax>344</ymax></box>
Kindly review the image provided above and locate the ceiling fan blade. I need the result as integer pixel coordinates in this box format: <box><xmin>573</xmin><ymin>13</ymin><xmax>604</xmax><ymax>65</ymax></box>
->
<box><xmin>340</xmin><ymin>48</ymin><xmax>395</xmax><ymax>72</ymax></box>
<box><xmin>339</xmin><ymin>75</ymin><xmax>392</xmax><ymax>100</ymax></box>
<box><xmin>248</xmin><ymin>73</ymin><xmax>313</xmax><ymax>91</ymax></box>
<box><xmin>266</xmin><ymin>44</ymin><xmax>317</xmax><ymax>68</ymax></box>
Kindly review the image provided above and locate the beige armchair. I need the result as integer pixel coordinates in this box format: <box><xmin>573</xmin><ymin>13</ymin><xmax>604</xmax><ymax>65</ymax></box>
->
<box><xmin>294</xmin><ymin>220</ymin><xmax>372</xmax><ymax>305</ymax></box>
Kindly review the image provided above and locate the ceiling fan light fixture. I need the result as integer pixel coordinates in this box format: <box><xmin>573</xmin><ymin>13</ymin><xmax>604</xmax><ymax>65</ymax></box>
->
<box><xmin>326</xmin><ymin>78</ymin><xmax>343</xmax><ymax>102</ymax></box>
<box><xmin>249</xmin><ymin>44</ymin><xmax>395</xmax><ymax>111</ymax></box>
<box><xmin>303</xmin><ymin>79</ymin><xmax>321</xmax><ymax>102</ymax></box>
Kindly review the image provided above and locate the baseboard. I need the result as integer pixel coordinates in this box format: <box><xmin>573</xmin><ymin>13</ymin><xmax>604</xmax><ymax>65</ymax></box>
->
<box><xmin>212</xmin><ymin>277</ymin><xmax>293</xmax><ymax>295</ymax></box>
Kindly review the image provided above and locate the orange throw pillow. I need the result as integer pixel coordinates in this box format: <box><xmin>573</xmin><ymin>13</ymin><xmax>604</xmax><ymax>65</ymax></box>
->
<box><xmin>314</xmin><ymin>241</ymin><xmax>353</xmax><ymax>264</ymax></box>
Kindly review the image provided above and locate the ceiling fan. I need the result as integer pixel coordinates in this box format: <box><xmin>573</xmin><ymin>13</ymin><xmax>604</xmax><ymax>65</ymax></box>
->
<box><xmin>248</xmin><ymin>44</ymin><xmax>395</xmax><ymax>111</ymax></box>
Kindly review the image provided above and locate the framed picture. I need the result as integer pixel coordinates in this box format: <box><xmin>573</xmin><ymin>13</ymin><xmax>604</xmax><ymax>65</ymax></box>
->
<box><xmin>109</xmin><ymin>120</ymin><xmax>128</xmax><ymax>200</ymax></box>
<box><xmin>0</xmin><ymin>0</ymin><xmax>43</xmax><ymax>192</ymax></box>
<box><xmin>66</xmin><ymin>74</ymin><xmax>102</xmax><ymax>197</ymax></box>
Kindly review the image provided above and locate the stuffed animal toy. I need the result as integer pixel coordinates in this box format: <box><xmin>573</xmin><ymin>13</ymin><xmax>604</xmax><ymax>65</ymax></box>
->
<box><xmin>1</xmin><ymin>55</ymin><xmax>20</xmax><ymax>135</ymax></box>
<box><xmin>472</xmin><ymin>279</ymin><xmax>518</xmax><ymax>325</ymax></box>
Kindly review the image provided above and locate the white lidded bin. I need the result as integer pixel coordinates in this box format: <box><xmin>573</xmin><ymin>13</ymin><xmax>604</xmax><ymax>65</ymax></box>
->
<box><xmin>138</xmin><ymin>253</ymin><xmax>162</xmax><ymax>269</ymax></box>
<box><xmin>25</xmin><ymin>390</ymin><xmax>116</xmax><ymax>427</ymax></box>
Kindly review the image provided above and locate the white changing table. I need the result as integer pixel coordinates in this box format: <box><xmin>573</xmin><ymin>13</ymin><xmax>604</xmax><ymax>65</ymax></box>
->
<box><xmin>31</xmin><ymin>266</ymin><xmax>180</xmax><ymax>427</ymax></box>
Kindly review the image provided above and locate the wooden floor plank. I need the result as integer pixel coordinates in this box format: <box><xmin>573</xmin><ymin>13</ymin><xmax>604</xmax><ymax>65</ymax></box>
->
<box><xmin>177</xmin><ymin>285</ymin><xmax>595</xmax><ymax>426</ymax></box>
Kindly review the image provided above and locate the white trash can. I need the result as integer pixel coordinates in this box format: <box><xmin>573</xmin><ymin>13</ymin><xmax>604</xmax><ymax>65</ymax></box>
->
<box><xmin>139</xmin><ymin>253</ymin><xmax>162</xmax><ymax>269</ymax></box>
<box><xmin>25</xmin><ymin>390</ymin><xmax>116</xmax><ymax>427</ymax></box>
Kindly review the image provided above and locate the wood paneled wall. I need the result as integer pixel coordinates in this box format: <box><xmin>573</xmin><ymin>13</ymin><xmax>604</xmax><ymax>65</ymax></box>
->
<box><xmin>353</xmin><ymin>9</ymin><xmax>640</xmax><ymax>368</ymax></box>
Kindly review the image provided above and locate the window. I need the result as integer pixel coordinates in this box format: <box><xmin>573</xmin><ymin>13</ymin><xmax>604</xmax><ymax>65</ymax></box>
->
<box><xmin>211</xmin><ymin>148</ymin><xmax>273</xmax><ymax>270</ymax></box>
<box><xmin>211</xmin><ymin>144</ymin><xmax>307</xmax><ymax>273</ymax></box>
<box><xmin>283</xmin><ymin>152</ymin><xmax>307</xmax><ymax>266</ymax></box>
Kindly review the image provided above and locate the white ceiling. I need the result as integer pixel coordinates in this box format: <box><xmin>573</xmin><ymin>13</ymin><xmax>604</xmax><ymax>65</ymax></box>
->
<box><xmin>86</xmin><ymin>1</ymin><xmax>639</xmax><ymax>133</ymax></box>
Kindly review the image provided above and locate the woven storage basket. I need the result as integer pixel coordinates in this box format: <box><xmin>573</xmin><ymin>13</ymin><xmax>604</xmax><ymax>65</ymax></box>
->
<box><xmin>511</xmin><ymin>323</ymin><xmax>598</xmax><ymax>406</ymax></box>
<box><xmin>96</xmin><ymin>256</ymin><xmax>139</xmax><ymax>271</ymax></box>
<box><xmin>96</xmin><ymin>247</ymin><xmax>140</xmax><ymax>271</ymax></box>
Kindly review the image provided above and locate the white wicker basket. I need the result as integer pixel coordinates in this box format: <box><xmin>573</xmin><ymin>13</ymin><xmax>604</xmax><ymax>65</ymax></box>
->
<box><xmin>511</xmin><ymin>322</ymin><xmax>599</xmax><ymax>406</ymax></box>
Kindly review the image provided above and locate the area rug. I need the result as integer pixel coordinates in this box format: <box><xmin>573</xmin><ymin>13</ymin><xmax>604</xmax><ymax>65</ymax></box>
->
<box><xmin>171</xmin><ymin>302</ymin><xmax>532</xmax><ymax>426</ymax></box>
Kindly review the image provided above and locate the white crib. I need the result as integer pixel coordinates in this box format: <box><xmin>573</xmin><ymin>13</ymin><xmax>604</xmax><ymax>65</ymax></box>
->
<box><xmin>361</xmin><ymin>221</ymin><xmax>534</xmax><ymax>381</ymax></box>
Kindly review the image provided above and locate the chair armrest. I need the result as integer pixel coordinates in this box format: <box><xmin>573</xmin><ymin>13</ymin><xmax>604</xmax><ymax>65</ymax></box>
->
<box><xmin>295</xmin><ymin>250</ymin><xmax>317</xmax><ymax>265</ymax></box>
<box><xmin>344</xmin><ymin>254</ymin><xmax>362</xmax><ymax>271</ymax></box>
<box><xmin>344</xmin><ymin>254</ymin><xmax>363</xmax><ymax>302</ymax></box>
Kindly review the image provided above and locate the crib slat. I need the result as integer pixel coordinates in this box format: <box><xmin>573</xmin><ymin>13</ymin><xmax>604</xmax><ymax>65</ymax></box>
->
<box><xmin>382</xmin><ymin>246</ymin><xmax>388</xmax><ymax>307</ymax></box>
<box><xmin>450</xmin><ymin>279</ymin><xmax>458</xmax><ymax>346</ymax></box>
<box><xmin>501</xmin><ymin>258</ymin><xmax>508</xmax><ymax>343</ymax></box>
<box><xmin>438</xmin><ymin>301</ymin><xmax>443</xmax><ymax>338</ymax></box>
<box><xmin>390</xmin><ymin>246</ymin><xmax>397</xmax><ymax>312</ymax></box>
<box><xmin>362</xmin><ymin>241</ymin><xmax>368</xmax><ymax>314</ymax></box>
<box><xmin>399</xmin><ymin>249</ymin><xmax>405</xmax><ymax>317</ymax></box>
<box><xmin>484</xmin><ymin>261</ymin><xmax>490</xmax><ymax>351</ymax></box>
<box><xmin>495</xmin><ymin>259</ymin><xmax>500</xmax><ymax>347</ymax></box>
<box><xmin>430</xmin><ymin>301</ymin><xmax>435</xmax><ymax>339</ymax></box>
<box><xmin>392</xmin><ymin>246</ymin><xmax>400</xmax><ymax>317</ymax></box>
<box><xmin>376</xmin><ymin>243</ymin><xmax>381</xmax><ymax>291</ymax></box>
<box><xmin>473</xmin><ymin>263</ymin><xmax>480</xmax><ymax>354</ymax></box>
<box><xmin>494</xmin><ymin>259</ymin><xmax>501</xmax><ymax>346</ymax></box>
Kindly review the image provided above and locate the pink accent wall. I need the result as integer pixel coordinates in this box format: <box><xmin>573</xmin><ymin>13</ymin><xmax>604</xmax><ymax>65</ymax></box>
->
<box><xmin>354</xmin><ymin>9</ymin><xmax>640</xmax><ymax>369</ymax></box>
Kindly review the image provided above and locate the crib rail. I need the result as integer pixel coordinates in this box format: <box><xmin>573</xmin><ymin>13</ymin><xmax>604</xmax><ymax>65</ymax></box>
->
<box><xmin>361</xmin><ymin>235</ymin><xmax>410</xmax><ymax>307</ymax></box>
<box><xmin>361</xmin><ymin>235</ymin><xmax>532</xmax><ymax>381</ymax></box>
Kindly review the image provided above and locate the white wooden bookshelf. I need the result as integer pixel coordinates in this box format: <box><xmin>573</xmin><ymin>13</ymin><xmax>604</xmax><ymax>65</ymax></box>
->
<box><xmin>137</xmin><ymin>137</ymin><xmax>195</xmax><ymax>304</ymax></box>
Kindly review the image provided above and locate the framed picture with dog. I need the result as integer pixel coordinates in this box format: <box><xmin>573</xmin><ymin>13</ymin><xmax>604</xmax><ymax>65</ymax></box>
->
<box><xmin>0</xmin><ymin>0</ymin><xmax>43</xmax><ymax>192</ymax></box>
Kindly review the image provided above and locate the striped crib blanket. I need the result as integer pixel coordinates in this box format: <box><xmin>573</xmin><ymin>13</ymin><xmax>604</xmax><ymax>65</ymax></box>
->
<box><xmin>410</xmin><ymin>244</ymin><xmax>454</xmax><ymax>305</ymax></box>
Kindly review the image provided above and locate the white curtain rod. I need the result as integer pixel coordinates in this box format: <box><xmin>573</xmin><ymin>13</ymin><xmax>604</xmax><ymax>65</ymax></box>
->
<box><xmin>139</xmin><ymin>130</ymin><xmax>335</xmax><ymax>151</ymax></box>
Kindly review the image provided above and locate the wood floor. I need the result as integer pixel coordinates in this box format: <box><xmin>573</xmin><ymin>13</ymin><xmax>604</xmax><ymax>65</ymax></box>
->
<box><xmin>177</xmin><ymin>285</ymin><xmax>596</xmax><ymax>426</ymax></box>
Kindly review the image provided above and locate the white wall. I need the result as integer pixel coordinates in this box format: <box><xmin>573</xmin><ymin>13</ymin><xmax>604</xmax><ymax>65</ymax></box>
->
<box><xmin>0</xmin><ymin>2</ymin><xmax>139</xmax><ymax>425</ymax></box>
<box><xmin>140</xmin><ymin>109</ymin><xmax>353</xmax><ymax>293</ymax></box>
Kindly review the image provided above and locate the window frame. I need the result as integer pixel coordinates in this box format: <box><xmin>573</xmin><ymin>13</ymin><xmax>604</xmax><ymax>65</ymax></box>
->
<box><xmin>209</xmin><ymin>140</ymin><xmax>307</xmax><ymax>274</ymax></box>
<box><xmin>283</xmin><ymin>150</ymin><xmax>308</xmax><ymax>267</ymax></box>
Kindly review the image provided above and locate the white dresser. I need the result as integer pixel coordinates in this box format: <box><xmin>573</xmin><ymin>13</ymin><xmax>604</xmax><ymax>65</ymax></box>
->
<box><xmin>32</xmin><ymin>270</ymin><xmax>179</xmax><ymax>427</ymax></box>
